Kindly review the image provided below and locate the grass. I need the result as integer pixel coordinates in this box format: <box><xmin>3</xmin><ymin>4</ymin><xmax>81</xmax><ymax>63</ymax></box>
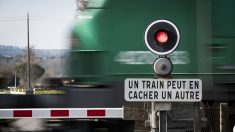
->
<box><xmin>34</xmin><ymin>89</ymin><xmax>65</xmax><ymax>95</ymax></box>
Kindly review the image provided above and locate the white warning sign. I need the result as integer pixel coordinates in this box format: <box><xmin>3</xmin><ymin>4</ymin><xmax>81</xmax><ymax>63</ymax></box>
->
<box><xmin>124</xmin><ymin>78</ymin><xmax>202</xmax><ymax>102</ymax></box>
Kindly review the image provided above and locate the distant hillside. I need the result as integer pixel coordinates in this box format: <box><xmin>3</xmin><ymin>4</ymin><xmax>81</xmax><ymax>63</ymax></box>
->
<box><xmin>34</xmin><ymin>49</ymin><xmax>69</xmax><ymax>58</ymax></box>
<box><xmin>0</xmin><ymin>45</ymin><xmax>69</xmax><ymax>58</ymax></box>
<box><xmin>0</xmin><ymin>45</ymin><xmax>69</xmax><ymax>77</ymax></box>
<box><xmin>0</xmin><ymin>45</ymin><xmax>24</xmax><ymax>56</ymax></box>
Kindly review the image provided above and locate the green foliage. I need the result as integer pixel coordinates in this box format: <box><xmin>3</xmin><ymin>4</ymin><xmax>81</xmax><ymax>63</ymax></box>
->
<box><xmin>16</xmin><ymin>63</ymin><xmax>45</xmax><ymax>87</ymax></box>
<box><xmin>14</xmin><ymin>47</ymin><xmax>46</xmax><ymax>88</ymax></box>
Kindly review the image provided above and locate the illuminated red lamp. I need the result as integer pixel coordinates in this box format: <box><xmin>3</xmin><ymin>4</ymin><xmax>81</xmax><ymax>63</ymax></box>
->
<box><xmin>155</xmin><ymin>31</ymin><xmax>169</xmax><ymax>44</ymax></box>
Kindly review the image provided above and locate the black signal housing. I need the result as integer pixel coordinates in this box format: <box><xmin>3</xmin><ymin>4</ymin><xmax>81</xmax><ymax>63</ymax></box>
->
<box><xmin>144</xmin><ymin>20</ymin><xmax>180</xmax><ymax>55</ymax></box>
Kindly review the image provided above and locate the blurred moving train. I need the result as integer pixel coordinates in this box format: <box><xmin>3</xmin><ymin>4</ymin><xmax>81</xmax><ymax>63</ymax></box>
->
<box><xmin>64</xmin><ymin>0</ymin><xmax>235</xmax><ymax>131</ymax></box>
<box><xmin>68</xmin><ymin>0</ymin><xmax>235</xmax><ymax>99</ymax></box>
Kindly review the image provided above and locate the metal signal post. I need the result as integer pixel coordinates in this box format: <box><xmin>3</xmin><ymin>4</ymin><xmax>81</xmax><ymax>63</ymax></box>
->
<box><xmin>144</xmin><ymin>20</ymin><xmax>180</xmax><ymax>132</ymax></box>
<box><xmin>150</xmin><ymin>61</ymin><xmax>173</xmax><ymax>132</ymax></box>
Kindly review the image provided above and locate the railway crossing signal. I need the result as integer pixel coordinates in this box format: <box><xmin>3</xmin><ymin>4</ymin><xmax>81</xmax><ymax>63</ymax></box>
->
<box><xmin>144</xmin><ymin>20</ymin><xmax>179</xmax><ymax>132</ymax></box>
<box><xmin>125</xmin><ymin>19</ymin><xmax>202</xmax><ymax>132</ymax></box>
<box><xmin>144</xmin><ymin>20</ymin><xmax>180</xmax><ymax>77</ymax></box>
<box><xmin>144</xmin><ymin>19</ymin><xmax>180</xmax><ymax>56</ymax></box>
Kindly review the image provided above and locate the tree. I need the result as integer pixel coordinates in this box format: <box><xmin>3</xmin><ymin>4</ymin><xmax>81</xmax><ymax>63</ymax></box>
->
<box><xmin>16</xmin><ymin>47</ymin><xmax>45</xmax><ymax>88</ymax></box>
<box><xmin>0</xmin><ymin>69</ymin><xmax>14</xmax><ymax>89</ymax></box>
<box><xmin>0</xmin><ymin>57</ymin><xmax>14</xmax><ymax>89</ymax></box>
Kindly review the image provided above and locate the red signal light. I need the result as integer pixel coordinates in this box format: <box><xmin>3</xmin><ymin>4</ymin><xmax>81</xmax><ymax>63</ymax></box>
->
<box><xmin>155</xmin><ymin>31</ymin><xmax>168</xmax><ymax>44</ymax></box>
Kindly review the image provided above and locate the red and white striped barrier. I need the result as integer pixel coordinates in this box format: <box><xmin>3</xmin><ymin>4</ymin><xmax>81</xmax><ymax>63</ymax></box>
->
<box><xmin>0</xmin><ymin>108</ymin><xmax>123</xmax><ymax>119</ymax></box>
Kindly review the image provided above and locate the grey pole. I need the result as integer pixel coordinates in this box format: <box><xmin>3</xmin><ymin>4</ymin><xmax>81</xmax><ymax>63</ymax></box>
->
<box><xmin>159</xmin><ymin>111</ymin><xmax>167</xmax><ymax>132</ymax></box>
<box><xmin>193</xmin><ymin>103</ymin><xmax>201</xmax><ymax>132</ymax></box>
<box><xmin>26</xmin><ymin>12</ymin><xmax>33</xmax><ymax>95</ymax></box>
<box><xmin>14</xmin><ymin>71</ymin><xmax>16</xmax><ymax>88</ymax></box>
<box><xmin>151</xmin><ymin>102</ymin><xmax>157</xmax><ymax>132</ymax></box>
<box><xmin>220</xmin><ymin>103</ymin><xmax>228</xmax><ymax>132</ymax></box>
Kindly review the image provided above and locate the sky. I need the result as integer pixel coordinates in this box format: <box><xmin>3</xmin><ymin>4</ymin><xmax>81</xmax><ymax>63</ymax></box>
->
<box><xmin>0</xmin><ymin>0</ymin><xmax>76</xmax><ymax>49</ymax></box>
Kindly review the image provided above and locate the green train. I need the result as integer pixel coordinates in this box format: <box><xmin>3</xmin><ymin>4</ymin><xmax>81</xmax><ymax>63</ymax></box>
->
<box><xmin>68</xmin><ymin>0</ymin><xmax>235</xmax><ymax>96</ymax></box>
<box><xmin>65</xmin><ymin>0</ymin><xmax>235</xmax><ymax>131</ymax></box>
<box><xmin>69</xmin><ymin>0</ymin><xmax>203</xmax><ymax>77</ymax></box>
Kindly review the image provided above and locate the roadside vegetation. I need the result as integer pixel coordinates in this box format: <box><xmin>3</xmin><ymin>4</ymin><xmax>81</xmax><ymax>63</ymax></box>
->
<box><xmin>0</xmin><ymin>46</ymin><xmax>66</xmax><ymax>94</ymax></box>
